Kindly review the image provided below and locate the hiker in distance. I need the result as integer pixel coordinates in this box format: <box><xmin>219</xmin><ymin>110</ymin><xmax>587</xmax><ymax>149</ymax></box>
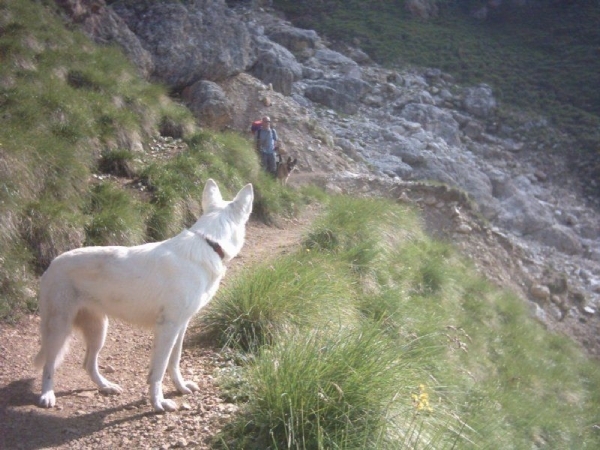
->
<box><xmin>255</xmin><ymin>116</ymin><xmax>278</xmax><ymax>176</ymax></box>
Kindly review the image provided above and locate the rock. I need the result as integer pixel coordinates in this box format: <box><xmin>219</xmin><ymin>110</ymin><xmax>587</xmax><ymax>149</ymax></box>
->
<box><xmin>55</xmin><ymin>0</ymin><xmax>154</xmax><ymax>78</ymax></box>
<box><xmin>456</xmin><ymin>223</ymin><xmax>472</xmax><ymax>234</ymax></box>
<box><xmin>530</xmin><ymin>284</ymin><xmax>551</xmax><ymax>301</ymax></box>
<box><xmin>530</xmin><ymin>301</ymin><xmax>547</xmax><ymax>323</ymax></box>
<box><xmin>571</xmin><ymin>290</ymin><xmax>586</xmax><ymax>305</ymax></box>
<box><xmin>532</xmin><ymin>225</ymin><xmax>583</xmax><ymax>255</ymax></box>
<box><xmin>423</xmin><ymin>195</ymin><xmax>437</xmax><ymax>206</ymax></box>
<box><xmin>534</xmin><ymin>170</ymin><xmax>547</xmax><ymax>182</ymax></box>
<box><xmin>250</xmin><ymin>37</ymin><xmax>303</xmax><ymax>95</ymax></box>
<box><xmin>174</xmin><ymin>437</ymin><xmax>188</xmax><ymax>448</ymax></box>
<box><xmin>182</xmin><ymin>80</ymin><xmax>233</xmax><ymax>129</ymax></box>
<box><xmin>462</xmin><ymin>84</ymin><xmax>497</xmax><ymax>119</ymax></box>
<box><xmin>463</xmin><ymin>120</ymin><xmax>484</xmax><ymax>140</ymax></box>
<box><xmin>399</xmin><ymin>103</ymin><xmax>461</xmax><ymax>147</ymax></box>
<box><xmin>266</xmin><ymin>24</ymin><xmax>321</xmax><ymax>60</ymax></box>
<box><xmin>306</xmin><ymin>48</ymin><xmax>362</xmax><ymax>78</ymax></box>
<box><xmin>111</xmin><ymin>0</ymin><xmax>253</xmax><ymax>89</ymax></box>
<box><xmin>303</xmin><ymin>77</ymin><xmax>371</xmax><ymax>115</ymax></box>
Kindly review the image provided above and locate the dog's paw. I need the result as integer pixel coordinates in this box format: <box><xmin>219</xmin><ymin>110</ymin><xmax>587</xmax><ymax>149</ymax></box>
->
<box><xmin>177</xmin><ymin>380</ymin><xmax>200</xmax><ymax>395</ymax></box>
<box><xmin>99</xmin><ymin>382</ymin><xmax>123</xmax><ymax>395</ymax></box>
<box><xmin>153</xmin><ymin>398</ymin><xmax>178</xmax><ymax>413</ymax></box>
<box><xmin>39</xmin><ymin>391</ymin><xmax>56</xmax><ymax>408</ymax></box>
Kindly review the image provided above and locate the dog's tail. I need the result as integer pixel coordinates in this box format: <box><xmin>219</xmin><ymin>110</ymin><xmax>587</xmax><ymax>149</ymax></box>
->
<box><xmin>33</xmin><ymin>332</ymin><xmax>71</xmax><ymax>370</ymax></box>
<box><xmin>33</xmin><ymin>277</ymin><xmax>72</xmax><ymax>370</ymax></box>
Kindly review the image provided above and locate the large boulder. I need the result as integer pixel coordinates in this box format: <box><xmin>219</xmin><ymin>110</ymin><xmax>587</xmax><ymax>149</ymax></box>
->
<box><xmin>303</xmin><ymin>77</ymin><xmax>371</xmax><ymax>115</ymax></box>
<box><xmin>111</xmin><ymin>0</ymin><xmax>254</xmax><ymax>89</ymax></box>
<box><xmin>266</xmin><ymin>24</ymin><xmax>321</xmax><ymax>60</ymax></box>
<box><xmin>249</xmin><ymin>37</ymin><xmax>303</xmax><ymax>95</ymax></box>
<box><xmin>305</xmin><ymin>48</ymin><xmax>362</xmax><ymax>79</ymax></box>
<box><xmin>462</xmin><ymin>84</ymin><xmax>497</xmax><ymax>119</ymax></box>
<box><xmin>182</xmin><ymin>80</ymin><xmax>233</xmax><ymax>129</ymax></box>
<box><xmin>399</xmin><ymin>103</ymin><xmax>462</xmax><ymax>146</ymax></box>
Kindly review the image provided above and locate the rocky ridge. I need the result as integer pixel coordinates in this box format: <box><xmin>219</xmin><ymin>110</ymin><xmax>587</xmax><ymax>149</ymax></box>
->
<box><xmin>56</xmin><ymin>0</ymin><xmax>600</xmax><ymax>355</ymax></box>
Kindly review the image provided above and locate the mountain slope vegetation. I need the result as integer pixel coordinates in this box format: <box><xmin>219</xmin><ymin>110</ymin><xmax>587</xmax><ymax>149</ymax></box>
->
<box><xmin>273</xmin><ymin>0</ymin><xmax>600</xmax><ymax>185</ymax></box>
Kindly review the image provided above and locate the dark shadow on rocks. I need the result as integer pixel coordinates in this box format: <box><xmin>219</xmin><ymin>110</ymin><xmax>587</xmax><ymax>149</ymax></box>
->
<box><xmin>0</xmin><ymin>378</ymin><xmax>153</xmax><ymax>450</ymax></box>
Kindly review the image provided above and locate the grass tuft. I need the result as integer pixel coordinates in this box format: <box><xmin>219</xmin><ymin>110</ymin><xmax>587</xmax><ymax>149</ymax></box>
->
<box><xmin>208</xmin><ymin>195</ymin><xmax>600</xmax><ymax>449</ymax></box>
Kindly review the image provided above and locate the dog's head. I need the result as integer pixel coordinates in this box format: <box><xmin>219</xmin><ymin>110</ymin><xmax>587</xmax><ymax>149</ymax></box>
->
<box><xmin>286</xmin><ymin>157</ymin><xmax>298</xmax><ymax>173</ymax></box>
<box><xmin>191</xmin><ymin>179</ymin><xmax>253</xmax><ymax>262</ymax></box>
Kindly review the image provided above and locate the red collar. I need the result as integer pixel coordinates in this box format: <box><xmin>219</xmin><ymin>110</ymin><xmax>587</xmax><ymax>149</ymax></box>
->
<box><xmin>204</xmin><ymin>237</ymin><xmax>225</xmax><ymax>260</ymax></box>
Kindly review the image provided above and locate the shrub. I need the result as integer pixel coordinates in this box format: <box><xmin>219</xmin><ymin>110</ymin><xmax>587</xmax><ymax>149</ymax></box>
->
<box><xmin>200</xmin><ymin>251</ymin><xmax>358</xmax><ymax>352</ymax></box>
<box><xmin>85</xmin><ymin>182</ymin><xmax>149</xmax><ymax>246</ymax></box>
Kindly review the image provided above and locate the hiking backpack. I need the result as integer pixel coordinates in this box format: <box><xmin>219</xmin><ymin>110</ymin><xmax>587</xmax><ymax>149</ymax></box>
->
<box><xmin>250</xmin><ymin>120</ymin><xmax>262</xmax><ymax>134</ymax></box>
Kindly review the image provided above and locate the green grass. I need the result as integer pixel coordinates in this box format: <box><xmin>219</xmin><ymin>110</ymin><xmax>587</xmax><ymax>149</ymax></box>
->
<box><xmin>0</xmin><ymin>0</ymin><xmax>311</xmax><ymax>319</ymax></box>
<box><xmin>205</xmin><ymin>195</ymin><xmax>600</xmax><ymax>449</ymax></box>
<box><xmin>85</xmin><ymin>182</ymin><xmax>149</xmax><ymax>246</ymax></box>
<box><xmin>200</xmin><ymin>251</ymin><xmax>359</xmax><ymax>352</ymax></box>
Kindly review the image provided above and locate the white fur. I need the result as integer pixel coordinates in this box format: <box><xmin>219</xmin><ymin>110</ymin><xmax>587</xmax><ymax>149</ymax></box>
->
<box><xmin>34</xmin><ymin>179</ymin><xmax>253</xmax><ymax>412</ymax></box>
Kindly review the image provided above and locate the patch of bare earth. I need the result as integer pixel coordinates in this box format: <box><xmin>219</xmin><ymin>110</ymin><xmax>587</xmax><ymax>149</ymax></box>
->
<box><xmin>0</xmin><ymin>207</ymin><xmax>317</xmax><ymax>450</ymax></box>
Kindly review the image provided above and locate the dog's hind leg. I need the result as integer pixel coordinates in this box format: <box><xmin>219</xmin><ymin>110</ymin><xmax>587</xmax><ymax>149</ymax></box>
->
<box><xmin>168</xmin><ymin>322</ymin><xmax>199</xmax><ymax>395</ymax></box>
<box><xmin>148</xmin><ymin>322</ymin><xmax>181</xmax><ymax>412</ymax></box>
<box><xmin>76</xmin><ymin>308</ymin><xmax>123</xmax><ymax>396</ymax></box>
<box><xmin>35</xmin><ymin>312</ymin><xmax>73</xmax><ymax>408</ymax></box>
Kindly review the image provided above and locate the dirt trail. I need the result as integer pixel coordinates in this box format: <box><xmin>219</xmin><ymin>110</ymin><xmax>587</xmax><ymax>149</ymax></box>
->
<box><xmin>0</xmin><ymin>208</ymin><xmax>317</xmax><ymax>450</ymax></box>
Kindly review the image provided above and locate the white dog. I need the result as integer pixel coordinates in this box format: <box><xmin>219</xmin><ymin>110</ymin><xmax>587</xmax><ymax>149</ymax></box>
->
<box><xmin>34</xmin><ymin>179</ymin><xmax>253</xmax><ymax>412</ymax></box>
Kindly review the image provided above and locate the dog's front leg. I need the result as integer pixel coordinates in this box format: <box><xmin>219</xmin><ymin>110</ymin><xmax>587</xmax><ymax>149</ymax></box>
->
<box><xmin>39</xmin><ymin>364</ymin><xmax>57</xmax><ymax>408</ymax></box>
<box><xmin>148</xmin><ymin>322</ymin><xmax>181</xmax><ymax>413</ymax></box>
<box><xmin>168</xmin><ymin>323</ymin><xmax>200</xmax><ymax>395</ymax></box>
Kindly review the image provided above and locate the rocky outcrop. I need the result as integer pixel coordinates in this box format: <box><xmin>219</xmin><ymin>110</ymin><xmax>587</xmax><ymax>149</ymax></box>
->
<box><xmin>462</xmin><ymin>84</ymin><xmax>497</xmax><ymax>119</ymax></box>
<box><xmin>110</xmin><ymin>0</ymin><xmax>254</xmax><ymax>89</ymax></box>
<box><xmin>182</xmin><ymin>80</ymin><xmax>233</xmax><ymax>129</ymax></box>
<box><xmin>55</xmin><ymin>0</ymin><xmax>154</xmax><ymax>77</ymax></box>
<box><xmin>249</xmin><ymin>37</ymin><xmax>303</xmax><ymax>96</ymax></box>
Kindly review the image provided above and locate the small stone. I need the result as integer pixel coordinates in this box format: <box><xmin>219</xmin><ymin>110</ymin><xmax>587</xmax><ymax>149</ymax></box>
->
<box><xmin>175</xmin><ymin>437</ymin><xmax>188</xmax><ymax>447</ymax></box>
<box><xmin>583</xmin><ymin>306</ymin><xmax>596</xmax><ymax>316</ymax></box>
<box><xmin>76</xmin><ymin>391</ymin><xmax>95</xmax><ymax>398</ymax></box>
<box><xmin>456</xmin><ymin>223</ymin><xmax>472</xmax><ymax>234</ymax></box>
<box><xmin>530</xmin><ymin>284</ymin><xmax>550</xmax><ymax>301</ymax></box>
<box><xmin>423</xmin><ymin>195</ymin><xmax>437</xmax><ymax>206</ymax></box>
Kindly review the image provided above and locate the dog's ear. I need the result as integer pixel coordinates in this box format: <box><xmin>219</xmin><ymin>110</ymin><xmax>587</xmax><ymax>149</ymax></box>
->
<box><xmin>231</xmin><ymin>183</ymin><xmax>254</xmax><ymax>219</ymax></box>
<box><xmin>202</xmin><ymin>178</ymin><xmax>223</xmax><ymax>211</ymax></box>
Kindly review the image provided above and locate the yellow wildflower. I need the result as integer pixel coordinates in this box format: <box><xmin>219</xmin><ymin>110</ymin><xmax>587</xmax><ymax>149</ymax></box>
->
<box><xmin>412</xmin><ymin>384</ymin><xmax>433</xmax><ymax>413</ymax></box>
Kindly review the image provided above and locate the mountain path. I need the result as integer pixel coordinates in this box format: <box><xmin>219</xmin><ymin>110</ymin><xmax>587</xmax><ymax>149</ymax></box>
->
<box><xmin>0</xmin><ymin>206</ymin><xmax>318</xmax><ymax>450</ymax></box>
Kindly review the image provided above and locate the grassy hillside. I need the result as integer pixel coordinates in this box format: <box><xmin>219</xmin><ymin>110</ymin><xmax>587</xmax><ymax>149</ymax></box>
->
<box><xmin>0</xmin><ymin>0</ymin><xmax>302</xmax><ymax>319</ymax></box>
<box><xmin>204</xmin><ymin>195</ymin><xmax>600</xmax><ymax>448</ymax></box>
<box><xmin>274</xmin><ymin>0</ymin><xmax>600</xmax><ymax>179</ymax></box>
